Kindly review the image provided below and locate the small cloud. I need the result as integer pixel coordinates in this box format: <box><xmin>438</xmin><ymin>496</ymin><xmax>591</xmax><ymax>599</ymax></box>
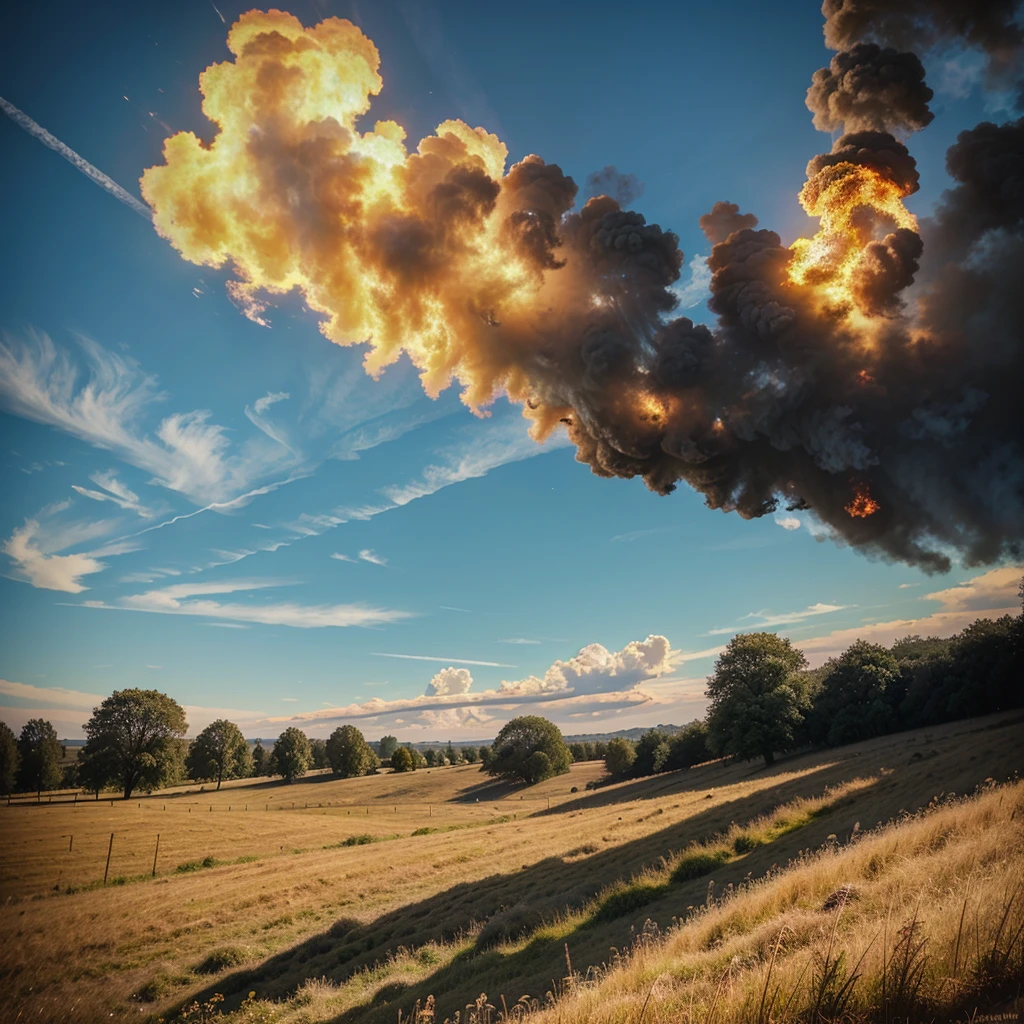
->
<box><xmin>359</xmin><ymin>549</ymin><xmax>387</xmax><ymax>566</ymax></box>
<box><xmin>775</xmin><ymin>516</ymin><xmax>801</xmax><ymax>531</ymax></box>
<box><xmin>281</xmin><ymin>697</ymin><xmax>298</xmax><ymax>702</ymax></box>
<box><xmin>898</xmin><ymin>583</ymin><xmax>918</xmax><ymax>589</ymax></box>
<box><xmin>671</xmin><ymin>253</ymin><xmax>712</xmax><ymax>309</ymax></box>
<box><xmin>330</xmin><ymin>552</ymin><xmax>356</xmax><ymax>562</ymax></box>
<box><xmin>498</xmin><ymin>638</ymin><xmax>541</xmax><ymax>645</ymax></box>
<box><xmin>426</xmin><ymin>666</ymin><xmax>473</xmax><ymax>696</ymax></box>
<box><xmin>372</xmin><ymin>652</ymin><xmax>515</xmax><ymax>667</ymax></box>
<box><xmin>253</xmin><ymin>391</ymin><xmax>290</xmax><ymax>415</ymax></box>
<box><xmin>440</xmin><ymin>605</ymin><xmax>471</xmax><ymax>613</ymax></box>
<box><xmin>145</xmin><ymin>664</ymin><xmax>162</xmax><ymax>670</ymax></box>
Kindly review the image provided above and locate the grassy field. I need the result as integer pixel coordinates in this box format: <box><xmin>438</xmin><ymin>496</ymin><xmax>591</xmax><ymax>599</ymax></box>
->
<box><xmin>1</xmin><ymin>712</ymin><xmax>1021</xmax><ymax>1023</ymax></box>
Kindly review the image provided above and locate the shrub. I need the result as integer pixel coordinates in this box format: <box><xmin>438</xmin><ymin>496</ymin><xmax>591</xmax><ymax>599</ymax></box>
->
<box><xmin>671</xmin><ymin>848</ymin><xmax>730</xmax><ymax>882</ymax></box>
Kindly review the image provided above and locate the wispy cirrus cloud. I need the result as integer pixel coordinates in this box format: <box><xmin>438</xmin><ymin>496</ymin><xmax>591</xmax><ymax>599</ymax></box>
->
<box><xmin>72</xmin><ymin>470</ymin><xmax>153</xmax><ymax>517</ymax></box>
<box><xmin>76</xmin><ymin>578</ymin><xmax>413</xmax><ymax>630</ymax></box>
<box><xmin>372</xmin><ymin>652</ymin><xmax>515</xmax><ymax>667</ymax></box>
<box><xmin>0</xmin><ymin>330</ymin><xmax>295</xmax><ymax>504</ymax></box>
<box><xmin>706</xmin><ymin>602</ymin><xmax>850</xmax><ymax>636</ymax></box>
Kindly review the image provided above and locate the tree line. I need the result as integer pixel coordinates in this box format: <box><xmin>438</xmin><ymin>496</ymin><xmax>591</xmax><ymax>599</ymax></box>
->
<box><xmin>2</xmin><ymin>589</ymin><xmax>1019</xmax><ymax>796</ymax></box>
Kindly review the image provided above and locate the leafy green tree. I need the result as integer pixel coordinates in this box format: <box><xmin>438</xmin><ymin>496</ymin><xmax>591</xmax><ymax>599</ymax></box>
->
<box><xmin>310</xmin><ymin>738</ymin><xmax>330</xmax><ymax>770</ymax></box>
<box><xmin>461</xmin><ymin>746</ymin><xmax>478</xmax><ymax>764</ymax></box>
<box><xmin>378</xmin><ymin>735</ymin><xmax>399</xmax><ymax>759</ymax></box>
<box><xmin>604</xmin><ymin>737</ymin><xmax>636</xmax><ymax>778</ymax></box>
<box><xmin>811</xmin><ymin>641</ymin><xmax>901</xmax><ymax>746</ymax></box>
<box><xmin>632</xmin><ymin>730</ymin><xmax>671</xmax><ymax>777</ymax></box>
<box><xmin>410</xmin><ymin>747</ymin><xmax>428</xmax><ymax>769</ymax></box>
<box><xmin>665</xmin><ymin>720</ymin><xmax>710</xmax><ymax>770</ymax></box>
<box><xmin>185</xmin><ymin>719</ymin><xmax>252</xmax><ymax>790</ymax></box>
<box><xmin>251</xmin><ymin>740</ymin><xmax>270</xmax><ymax>776</ymax></box>
<box><xmin>17</xmin><ymin>719</ymin><xmax>63</xmax><ymax>795</ymax></box>
<box><xmin>272</xmin><ymin>728</ymin><xmax>312</xmax><ymax>782</ymax></box>
<box><xmin>706</xmin><ymin>633</ymin><xmax>808</xmax><ymax>767</ymax></box>
<box><xmin>79</xmin><ymin>690</ymin><xmax>188</xmax><ymax>799</ymax></box>
<box><xmin>423</xmin><ymin>748</ymin><xmax>438</xmax><ymax>767</ymax></box>
<box><xmin>390</xmin><ymin>745</ymin><xmax>414</xmax><ymax>772</ymax></box>
<box><xmin>581</xmin><ymin>741</ymin><xmax>596</xmax><ymax>760</ymax></box>
<box><xmin>569</xmin><ymin>742</ymin><xmax>586</xmax><ymax>762</ymax></box>
<box><xmin>486</xmin><ymin>716</ymin><xmax>572</xmax><ymax>785</ymax></box>
<box><xmin>326</xmin><ymin>725</ymin><xmax>379</xmax><ymax>778</ymax></box>
<box><xmin>592</xmin><ymin>740</ymin><xmax>608</xmax><ymax>759</ymax></box>
<box><xmin>0</xmin><ymin>721</ymin><xmax>20</xmax><ymax>795</ymax></box>
<box><xmin>476</xmin><ymin>745</ymin><xmax>492</xmax><ymax>769</ymax></box>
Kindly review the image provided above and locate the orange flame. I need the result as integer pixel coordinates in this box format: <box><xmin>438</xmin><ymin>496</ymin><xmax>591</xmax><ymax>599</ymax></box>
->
<box><xmin>845</xmin><ymin>484</ymin><xmax>880</xmax><ymax>518</ymax></box>
<box><xmin>787</xmin><ymin>163</ymin><xmax>917</xmax><ymax>317</ymax></box>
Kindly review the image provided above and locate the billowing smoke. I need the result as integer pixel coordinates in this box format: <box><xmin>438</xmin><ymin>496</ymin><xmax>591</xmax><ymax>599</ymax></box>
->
<box><xmin>142</xmin><ymin>8</ymin><xmax>1024</xmax><ymax>573</ymax></box>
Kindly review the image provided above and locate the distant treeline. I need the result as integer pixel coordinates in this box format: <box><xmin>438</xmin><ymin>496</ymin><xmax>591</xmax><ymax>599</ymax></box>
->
<box><xmin>1</xmin><ymin>592</ymin><xmax>1020</xmax><ymax>797</ymax></box>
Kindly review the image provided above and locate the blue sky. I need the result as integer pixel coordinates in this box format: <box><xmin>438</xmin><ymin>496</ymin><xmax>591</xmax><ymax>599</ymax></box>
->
<box><xmin>1</xmin><ymin>0</ymin><xmax>1020</xmax><ymax>741</ymax></box>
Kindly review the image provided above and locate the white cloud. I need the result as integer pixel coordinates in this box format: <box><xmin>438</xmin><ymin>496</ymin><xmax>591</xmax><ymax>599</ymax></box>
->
<box><xmin>0</xmin><ymin>679</ymin><xmax>103</xmax><ymax>710</ymax></box>
<box><xmin>707</xmin><ymin>602</ymin><xmax>849</xmax><ymax>636</ymax></box>
<box><xmin>775</xmin><ymin>516</ymin><xmax>801</xmax><ymax>531</ymax></box>
<box><xmin>331</xmin><ymin>552</ymin><xmax>356</xmax><ymax>562</ymax></box>
<box><xmin>359</xmin><ymin>549</ymin><xmax>387</xmax><ymax>566</ymax></box>
<box><xmin>797</xmin><ymin>566</ymin><xmax>1021</xmax><ymax>666</ymax></box>
<box><xmin>498</xmin><ymin>638</ymin><xmax>541</xmax><ymax>645</ymax></box>
<box><xmin>372</xmin><ymin>652</ymin><xmax>515</xmax><ymax>667</ymax></box>
<box><xmin>0</xmin><ymin>330</ymin><xmax>293</xmax><ymax>504</ymax></box>
<box><xmin>898</xmin><ymin>582</ymin><xmax>919</xmax><ymax>589</ymax></box>
<box><xmin>72</xmin><ymin>470</ymin><xmax>153</xmax><ymax>517</ymax></box>
<box><xmin>76</xmin><ymin>578</ymin><xmax>414</xmax><ymax>629</ymax></box>
<box><xmin>425</xmin><ymin>666</ymin><xmax>473</xmax><ymax>696</ymax></box>
<box><xmin>276</xmin><ymin>635</ymin><xmax>677</xmax><ymax>734</ymax></box>
<box><xmin>1</xmin><ymin>510</ymin><xmax>131</xmax><ymax>593</ymax></box>
<box><xmin>671</xmin><ymin>254</ymin><xmax>712</xmax><ymax>309</ymax></box>
<box><xmin>253</xmin><ymin>391</ymin><xmax>290</xmax><ymax>415</ymax></box>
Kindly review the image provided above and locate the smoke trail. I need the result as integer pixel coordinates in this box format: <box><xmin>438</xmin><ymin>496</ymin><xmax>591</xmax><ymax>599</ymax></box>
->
<box><xmin>139</xmin><ymin>9</ymin><xmax>1024</xmax><ymax>573</ymax></box>
<box><xmin>1</xmin><ymin>96</ymin><xmax>152</xmax><ymax>221</ymax></box>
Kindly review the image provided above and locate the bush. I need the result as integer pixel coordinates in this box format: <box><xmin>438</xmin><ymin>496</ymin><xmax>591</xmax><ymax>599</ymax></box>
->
<box><xmin>671</xmin><ymin>848</ymin><xmax>730</xmax><ymax>882</ymax></box>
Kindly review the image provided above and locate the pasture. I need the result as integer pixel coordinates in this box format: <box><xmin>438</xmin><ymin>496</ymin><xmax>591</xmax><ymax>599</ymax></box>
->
<box><xmin>1</xmin><ymin>712</ymin><xmax>1022</xmax><ymax>1023</ymax></box>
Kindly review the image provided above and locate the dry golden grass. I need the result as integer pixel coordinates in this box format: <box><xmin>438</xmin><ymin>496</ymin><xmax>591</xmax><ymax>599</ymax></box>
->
<box><xmin>1</xmin><ymin>712</ymin><xmax>1021</xmax><ymax>1024</ymax></box>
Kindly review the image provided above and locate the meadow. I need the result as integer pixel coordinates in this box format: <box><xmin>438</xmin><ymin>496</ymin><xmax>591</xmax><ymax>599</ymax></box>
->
<box><xmin>1</xmin><ymin>712</ymin><xmax>1022</xmax><ymax>1023</ymax></box>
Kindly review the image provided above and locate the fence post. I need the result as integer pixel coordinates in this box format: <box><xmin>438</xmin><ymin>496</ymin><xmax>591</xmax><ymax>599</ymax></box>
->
<box><xmin>152</xmin><ymin>834</ymin><xmax>160</xmax><ymax>877</ymax></box>
<box><xmin>68</xmin><ymin>834</ymin><xmax>73</xmax><ymax>853</ymax></box>
<box><xmin>103</xmin><ymin>833</ymin><xmax>114</xmax><ymax>885</ymax></box>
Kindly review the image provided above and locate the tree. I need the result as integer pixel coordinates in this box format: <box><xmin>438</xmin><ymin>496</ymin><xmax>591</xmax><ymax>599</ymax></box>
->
<box><xmin>185</xmin><ymin>719</ymin><xmax>252</xmax><ymax>790</ymax></box>
<box><xmin>811</xmin><ymin>641</ymin><xmax>901</xmax><ymax>746</ymax></box>
<box><xmin>326</xmin><ymin>725</ymin><xmax>379</xmax><ymax>778</ymax></box>
<box><xmin>423</xmin><ymin>748</ymin><xmax>438</xmax><ymax>767</ymax></box>
<box><xmin>0</xmin><ymin>722</ymin><xmax>20</xmax><ymax>795</ymax></box>
<box><xmin>310</xmin><ymin>738</ymin><xmax>330</xmax><ymax>770</ymax></box>
<box><xmin>569</xmin><ymin>742</ymin><xmax>586</xmax><ymax>762</ymax></box>
<box><xmin>17</xmin><ymin>719</ymin><xmax>63</xmax><ymax>795</ymax></box>
<box><xmin>444</xmin><ymin>741</ymin><xmax>458</xmax><ymax>765</ymax></box>
<box><xmin>705</xmin><ymin>633</ymin><xmax>808</xmax><ymax>767</ymax></box>
<box><xmin>462</xmin><ymin>746</ymin><xmax>479</xmax><ymax>764</ymax></box>
<box><xmin>665</xmin><ymin>720</ymin><xmax>710</xmax><ymax>770</ymax></box>
<box><xmin>378</xmin><ymin>735</ymin><xmax>399</xmax><ymax>759</ymax></box>
<box><xmin>486</xmin><ymin>716</ymin><xmax>572</xmax><ymax>785</ymax></box>
<box><xmin>604</xmin><ymin>737</ymin><xmax>636</xmax><ymax>778</ymax></box>
<box><xmin>390</xmin><ymin>745</ymin><xmax>415</xmax><ymax>772</ymax></box>
<box><xmin>477</xmin><ymin>745</ymin><xmax>492</xmax><ymax>769</ymax></box>
<box><xmin>272</xmin><ymin>728</ymin><xmax>312</xmax><ymax>782</ymax></box>
<box><xmin>251</xmin><ymin>740</ymin><xmax>270</xmax><ymax>777</ymax></box>
<box><xmin>79</xmin><ymin>690</ymin><xmax>188</xmax><ymax>800</ymax></box>
<box><xmin>632</xmin><ymin>730</ymin><xmax>671</xmax><ymax>777</ymax></box>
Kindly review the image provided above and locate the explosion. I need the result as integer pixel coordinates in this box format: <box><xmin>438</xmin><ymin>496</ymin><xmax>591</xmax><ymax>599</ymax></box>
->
<box><xmin>141</xmin><ymin>6</ymin><xmax>1024</xmax><ymax>573</ymax></box>
<box><xmin>845</xmin><ymin>484</ymin><xmax>881</xmax><ymax>518</ymax></box>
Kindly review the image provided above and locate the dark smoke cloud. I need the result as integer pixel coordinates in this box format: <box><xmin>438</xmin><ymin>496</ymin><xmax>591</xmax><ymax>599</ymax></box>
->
<box><xmin>821</xmin><ymin>0</ymin><xmax>1024</xmax><ymax>102</ymax></box>
<box><xmin>699</xmin><ymin>201</ymin><xmax>759</xmax><ymax>244</ymax></box>
<box><xmin>143</xmin><ymin>8</ymin><xmax>1024</xmax><ymax>575</ymax></box>
<box><xmin>584</xmin><ymin>166</ymin><xmax>645</xmax><ymax>207</ymax></box>
<box><xmin>806</xmin><ymin>43</ymin><xmax>934</xmax><ymax>134</ymax></box>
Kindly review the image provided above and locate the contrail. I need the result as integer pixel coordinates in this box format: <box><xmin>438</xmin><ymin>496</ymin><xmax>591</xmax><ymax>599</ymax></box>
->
<box><xmin>1</xmin><ymin>95</ymin><xmax>152</xmax><ymax>221</ymax></box>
